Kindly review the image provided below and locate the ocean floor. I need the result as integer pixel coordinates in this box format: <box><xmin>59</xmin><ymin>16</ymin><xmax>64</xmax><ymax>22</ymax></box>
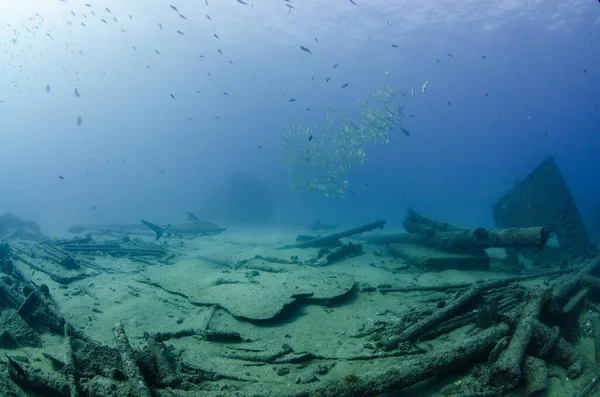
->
<box><xmin>0</xmin><ymin>225</ymin><xmax>597</xmax><ymax>397</ymax></box>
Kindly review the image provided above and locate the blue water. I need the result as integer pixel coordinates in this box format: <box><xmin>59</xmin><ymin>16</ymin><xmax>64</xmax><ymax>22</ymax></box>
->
<box><xmin>1</xmin><ymin>0</ymin><xmax>599</xmax><ymax>237</ymax></box>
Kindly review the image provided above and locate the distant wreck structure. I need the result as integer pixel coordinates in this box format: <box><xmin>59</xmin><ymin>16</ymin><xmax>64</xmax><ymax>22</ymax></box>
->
<box><xmin>359</xmin><ymin>156</ymin><xmax>595</xmax><ymax>271</ymax></box>
<box><xmin>493</xmin><ymin>156</ymin><xmax>595</xmax><ymax>260</ymax></box>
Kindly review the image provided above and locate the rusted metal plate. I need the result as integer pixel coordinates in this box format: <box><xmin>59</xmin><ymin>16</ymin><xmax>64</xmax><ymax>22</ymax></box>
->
<box><xmin>493</xmin><ymin>157</ymin><xmax>594</xmax><ymax>259</ymax></box>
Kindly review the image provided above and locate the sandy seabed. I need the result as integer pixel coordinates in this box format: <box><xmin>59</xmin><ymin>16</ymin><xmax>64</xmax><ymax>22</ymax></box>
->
<box><xmin>1</xmin><ymin>225</ymin><xmax>594</xmax><ymax>397</ymax></box>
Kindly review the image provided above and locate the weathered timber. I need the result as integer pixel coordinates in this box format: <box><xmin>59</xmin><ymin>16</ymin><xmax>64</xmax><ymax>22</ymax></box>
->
<box><xmin>378</xmin><ymin>269</ymin><xmax>572</xmax><ymax>294</ymax></box>
<box><xmin>0</xmin><ymin>278</ymin><xmax>24</xmax><ymax>308</ymax></box>
<box><xmin>279</xmin><ymin>220</ymin><xmax>386</xmax><ymax>249</ymax></box>
<box><xmin>379</xmin><ymin>287</ymin><xmax>481</xmax><ymax>349</ymax></box>
<box><xmin>304</xmin><ymin>323</ymin><xmax>510</xmax><ymax>397</ymax></box>
<box><xmin>0</xmin><ymin>312</ymin><xmax>42</xmax><ymax>348</ymax></box>
<box><xmin>145</xmin><ymin>337</ymin><xmax>177</xmax><ymax>387</ymax></box>
<box><xmin>563</xmin><ymin>287</ymin><xmax>589</xmax><ymax>314</ymax></box>
<box><xmin>6</xmin><ymin>353</ymin><xmax>69</xmax><ymax>396</ymax></box>
<box><xmin>400</xmin><ymin>287</ymin><xmax>480</xmax><ymax>341</ymax></box>
<box><xmin>361</xmin><ymin>226</ymin><xmax>549</xmax><ymax>253</ymax></box>
<box><xmin>113</xmin><ymin>320</ymin><xmax>151</xmax><ymax>397</ymax></box>
<box><xmin>551</xmin><ymin>254</ymin><xmax>600</xmax><ymax>311</ymax></box>
<box><xmin>489</xmin><ymin>288</ymin><xmax>547</xmax><ymax>387</ymax></box>
<box><xmin>403</xmin><ymin>208</ymin><xmax>465</xmax><ymax>234</ymax></box>
<box><xmin>593</xmin><ymin>316</ymin><xmax>600</xmax><ymax>365</ymax></box>
<box><xmin>63</xmin><ymin>323</ymin><xmax>78</xmax><ymax>397</ymax></box>
<box><xmin>523</xmin><ymin>355</ymin><xmax>548</xmax><ymax>396</ymax></box>
<box><xmin>388</xmin><ymin>243</ymin><xmax>490</xmax><ymax>270</ymax></box>
<box><xmin>531</xmin><ymin>319</ymin><xmax>585</xmax><ymax>379</ymax></box>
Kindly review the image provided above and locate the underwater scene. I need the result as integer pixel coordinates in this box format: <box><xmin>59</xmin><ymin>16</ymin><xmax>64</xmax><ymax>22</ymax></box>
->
<box><xmin>1</xmin><ymin>0</ymin><xmax>600</xmax><ymax>396</ymax></box>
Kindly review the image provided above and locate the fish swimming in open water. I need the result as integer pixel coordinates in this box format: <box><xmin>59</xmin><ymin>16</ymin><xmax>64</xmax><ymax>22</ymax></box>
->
<box><xmin>141</xmin><ymin>212</ymin><xmax>226</xmax><ymax>240</ymax></box>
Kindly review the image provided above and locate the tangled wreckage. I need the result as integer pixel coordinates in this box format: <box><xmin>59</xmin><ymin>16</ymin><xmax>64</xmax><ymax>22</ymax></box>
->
<box><xmin>1</xmin><ymin>156</ymin><xmax>600</xmax><ymax>397</ymax></box>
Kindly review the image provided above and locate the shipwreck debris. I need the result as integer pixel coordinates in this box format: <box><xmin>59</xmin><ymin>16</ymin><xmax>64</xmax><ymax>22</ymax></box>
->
<box><xmin>362</xmin><ymin>225</ymin><xmax>549</xmax><ymax>252</ymax></box>
<box><xmin>67</xmin><ymin>223</ymin><xmax>153</xmax><ymax>237</ymax></box>
<box><xmin>1</xmin><ymin>221</ymin><xmax>600</xmax><ymax>397</ymax></box>
<box><xmin>308</xmin><ymin>323</ymin><xmax>511</xmax><ymax>397</ymax></box>
<box><xmin>281</xmin><ymin>220</ymin><xmax>386</xmax><ymax>249</ymax></box>
<box><xmin>388</xmin><ymin>243</ymin><xmax>490</xmax><ymax>270</ymax></box>
<box><xmin>403</xmin><ymin>207</ymin><xmax>465</xmax><ymax>234</ymax></box>
<box><xmin>0</xmin><ymin>240</ymin><xmax>257</xmax><ymax>396</ymax></box>
<box><xmin>359</xmin><ymin>210</ymin><xmax>548</xmax><ymax>271</ymax></box>
<box><xmin>114</xmin><ymin>319</ymin><xmax>152</xmax><ymax>397</ymax></box>
<box><xmin>9</xmin><ymin>235</ymin><xmax>172</xmax><ymax>284</ymax></box>
<box><xmin>493</xmin><ymin>156</ymin><xmax>595</xmax><ymax>259</ymax></box>
<box><xmin>342</xmin><ymin>255</ymin><xmax>600</xmax><ymax>396</ymax></box>
<box><xmin>326</xmin><ymin>242</ymin><xmax>363</xmax><ymax>264</ymax></box>
<box><xmin>489</xmin><ymin>287</ymin><xmax>548</xmax><ymax>387</ymax></box>
<box><xmin>57</xmin><ymin>236</ymin><xmax>168</xmax><ymax>257</ymax></box>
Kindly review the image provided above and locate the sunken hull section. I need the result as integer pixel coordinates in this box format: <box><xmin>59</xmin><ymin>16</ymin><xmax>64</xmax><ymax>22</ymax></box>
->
<box><xmin>492</xmin><ymin>156</ymin><xmax>595</xmax><ymax>259</ymax></box>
